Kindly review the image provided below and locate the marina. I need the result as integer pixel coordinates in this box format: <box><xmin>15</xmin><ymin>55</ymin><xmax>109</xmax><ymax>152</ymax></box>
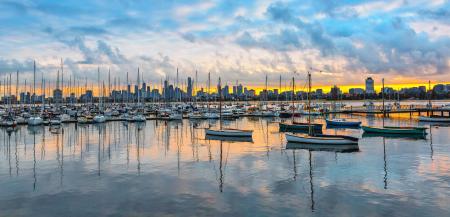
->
<box><xmin>2</xmin><ymin>0</ymin><xmax>450</xmax><ymax>216</ymax></box>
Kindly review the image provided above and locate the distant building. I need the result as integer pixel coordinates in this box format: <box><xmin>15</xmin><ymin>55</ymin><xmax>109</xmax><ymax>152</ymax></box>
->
<box><xmin>349</xmin><ymin>88</ymin><xmax>364</xmax><ymax>95</ymax></box>
<box><xmin>382</xmin><ymin>87</ymin><xmax>395</xmax><ymax>94</ymax></box>
<box><xmin>365</xmin><ymin>77</ymin><xmax>375</xmax><ymax>94</ymax></box>
<box><xmin>187</xmin><ymin>77</ymin><xmax>193</xmax><ymax>97</ymax></box>
<box><xmin>433</xmin><ymin>84</ymin><xmax>446</xmax><ymax>93</ymax></box>
<box><xmin>53</xmin><ymin>89</ymin><xmax>62</xmax><ymax>103</ymax></box>
<box><xmin>330</xmin><ymin>85</ymin><xmax>341</xmax><ymax>99</ymax></box>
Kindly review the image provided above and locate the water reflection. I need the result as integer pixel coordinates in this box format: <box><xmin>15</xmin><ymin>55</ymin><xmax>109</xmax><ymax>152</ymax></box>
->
<box><xmin>383</xmin><ymin>137</ymin><xmax>388</xmax><ymax>189</ymax></box>
<box><xmin>0</xmin><ymin>115</ymin><xmax>449</xmax><ymax>216</ymax></box>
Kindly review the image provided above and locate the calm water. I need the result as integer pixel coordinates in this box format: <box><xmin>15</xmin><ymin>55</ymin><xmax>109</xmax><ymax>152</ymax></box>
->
<box><xmin>0</xmin><ymin>114</ymin><xmax>449</xmax><ymax>217</ymax></box>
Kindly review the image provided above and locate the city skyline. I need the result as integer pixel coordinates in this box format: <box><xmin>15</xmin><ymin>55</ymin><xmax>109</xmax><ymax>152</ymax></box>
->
<box><xmin>2</xmin><ymin>70</ymin><xmax>449</xmax><ymax>96</ymax></box>
<box><xmin>3</xmin><ymin>74</ymin><xmax>450</xmax><ymax>104</ymax></box>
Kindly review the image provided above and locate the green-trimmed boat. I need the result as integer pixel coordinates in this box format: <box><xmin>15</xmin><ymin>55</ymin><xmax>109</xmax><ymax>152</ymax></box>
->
<box><xmin>279</xmin><ymin>122</ymin><xmax>322</xmax><ymax>133</ymax></box>
<box><xmin>362</xmin><ymin>126</ymin><xmax>427</xmax><ymax>135</ymax></box>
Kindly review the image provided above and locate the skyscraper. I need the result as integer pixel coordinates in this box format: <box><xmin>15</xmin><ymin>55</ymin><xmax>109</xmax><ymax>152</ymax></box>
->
<box><xmin>365</xmin><ymin>77</ymin><xmax>375</xmax><ymax>94</ymax></box>
<box><xmin>187</xmin><ymin>77</ymin><xmax>193</xmax><ymax>97</ymax></box>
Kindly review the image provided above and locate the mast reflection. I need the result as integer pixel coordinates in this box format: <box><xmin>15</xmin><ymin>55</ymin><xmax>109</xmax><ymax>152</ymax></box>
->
<box><xmin>286</xmin><ymin>142</ymin><xmax>360</xmax><ymax>211</ymax></box>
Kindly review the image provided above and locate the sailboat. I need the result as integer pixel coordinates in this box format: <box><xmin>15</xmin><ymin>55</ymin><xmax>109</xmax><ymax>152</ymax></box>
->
<box><xmin>205</xmin><ymin>77</ymin><xmax>252</xmax><ymax>138</ymax></box>
<box><xmin>50</xmin><ymin>68</ymin><xmax>62</xmax><ymax>125</ymax></box>
<box><xmin>204</xmin><ymin>72</ymin><xmax>220</xmax><ymax>119</ymax></box>
<box><xmin>28</xmin><ymin>61</ymin><xmax>43</xmax><ymax>126</ymax></box>
<box><xmin>130</xmin><ymin>67</ymin><xmax>146</xmax><ymax>122</ymax></box>
<box><xmin>285</xmin><ymin>71</ymin><xmax>359</xmax><ymax>145</ymax></box>
<box><xmin>362</xmin><ymin>78</ymin><xmax>427</xmax><ymax>135</ymax></box>
<box><xmin>279</xmin><ymin>75</ymin><xmax>323</xmax><ymax>133</ymax></box>
<box><xmin>325</xmin><ymin>118</ymin><xmax>361</xmax><ymax>127</ymax></box>
<box><xmin>93</xmin><ymin>67</ymin><xmax>106</xmax><ymax>123</ymax></box>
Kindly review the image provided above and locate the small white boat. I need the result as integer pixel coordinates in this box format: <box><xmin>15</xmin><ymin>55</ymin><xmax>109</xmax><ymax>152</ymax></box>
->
<box><xmin>204</xmin><ymin>112</ymin><xmax>220</xmax><ymax>119</ymax></box>
<box><xmin>16</xmin><ymin>116</ymin><xmax>27</xmax><ymax>125</ymax></box>
<box><xmin>131</xmin><ymin>114</ymin><xmax>146</xmax><ymax>122</ymax></box>
<box><xmin>205</xmin><ymin>128</ymin><xmax>253</xmax><ymax>137</ymax></box>
<box><xmin>167</xmin><ymin>113</ymin><xmax>183</xmax><ymax>120</ymax></box>
<box><xmin>2</xmin><ymin>118</ymin><xmax>17</xmax><ymax>127</ymax></box>
<box><xmin>28</xmin><ymin>116</ymin><xmax>43</xmax><ymax>126</ymax></box>
<box><xmin>60</xmin><ymin>114</ymin><xmax>71</xmax><ymax>123</ymax></box>
<box><xmin>188</xmin><ymin>112</ymin><xmax>204</xmax><ymax>119</ymax></box>
<box><xmin>77</xmin><ymin>117</ymin><xmax>88</xmax><ymax>124</ymax></box>
<box><xmin>50</xmin><ymin>118</ymin><xmax>62</xmax><ymax>125</ymax></box>
<box><xmin>261</xmin><ymin>110</ymin><xmax>280</xmax><ymax>117</ymax></box>
<box><xmin>93</xmin><ymin>115</ymin><xmax>106</xmax><ymax>123</ymax></box>
<box><xmin>418</xmin><ymin>116</ymin><xmax>450</xmax><ymax>122</ymax></box>
<box><xmin>221</xmin><ymin>110</ymin><xmax>235</xmax><ymax>119</ymax></box>
<box><xmin>285</xmin><ymin>133</ymin><xmax>358</xmax><ymax>145</ymax></box>
<box><xmin>326</xmin><ymin>118</ymin><xmax>361</xmax><ymax>127</ymax></box>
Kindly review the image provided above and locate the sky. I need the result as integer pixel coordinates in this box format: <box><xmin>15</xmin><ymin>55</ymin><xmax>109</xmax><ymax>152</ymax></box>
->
<box><xmin>1</xmin><ymin>0</ymin><xmax>450</xmax><ymax>91</ymax></box>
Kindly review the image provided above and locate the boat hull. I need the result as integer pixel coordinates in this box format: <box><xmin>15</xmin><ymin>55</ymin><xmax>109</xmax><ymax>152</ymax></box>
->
<box><xmin>418</xmin><ymin>116</ymin><xmax>450</xmax><ymax>122</ymax></box>
<box><xmin>326</xmin><ymin>119</ymin><xmax>361</xmax><ymax>127</ymax></box>
<box><xmin>205</xmin><ymin>129</ymin><xmax>252</xmax><ymax>137</ymax></box>
<box><xmin>28</xmin><ymin>117</ymin><xmax>43</xmax><ymax>126</ymax></box>
<box><xmin>279</xmin><ymin>123</ymin><xmax>322</xmax><ymax>133</ymax></box>
<box><xmin>362</xmin><ymin>126</ymin><xmax>427</xmax><ymax>135</ymax></box>
<box><xmin>205</xmin><ymin>135</ymin><xmax>253</xmax><ymax>142</ymax></box>
<box><xmin>285</xmin><ymin>134</ymin><xmax>358</xmax><ymax>145</ymax></box>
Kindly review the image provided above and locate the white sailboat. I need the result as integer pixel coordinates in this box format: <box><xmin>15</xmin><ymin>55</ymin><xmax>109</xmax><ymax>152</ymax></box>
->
<box><xmin>286</xmin><ymin>71</ymin><xmax>358</xmax><ymax>145</ymax></box>
<box><xmin>130</xmin><ymin>67</ymin><xmax>146</xmax><ymax>122</ymax></box>
<box><xmin>204</xmin><ymin>72</ymin><xmax>219</xmax><ymax>119</ymax></box>
<box><xmin>205</xmin><ymin>77</ymin><xmax>252</xmax><ymax>138</ymax></box>
<box><xmin>28</xmin><ymin>61</ymin><xmax>43</xmax><ymax>126</ymax></box>
<box><xmin>50</xmin><ymin>68</ymin><xmax>62</xmax><ymax>125</ymax></box>
<box><xmin>93</xmin><ymin>67</ymin><xmax>106</xmax><ymax>123</ymax></box>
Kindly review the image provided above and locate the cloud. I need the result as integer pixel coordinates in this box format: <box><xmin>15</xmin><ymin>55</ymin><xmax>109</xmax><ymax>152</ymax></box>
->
<box><xmin>0</xmin><ymin>58</ymin><xmax>34</xmax><ymax>75</ymax></box>
<box><xmin>1</xmin><ymin>0</ymin><xmax>450</xmax><ymax>87</ymax></box>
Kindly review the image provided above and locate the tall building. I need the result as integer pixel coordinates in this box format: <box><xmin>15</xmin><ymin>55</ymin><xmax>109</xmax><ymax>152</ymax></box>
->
<box><xmin>187</xmin><ymin>77</ymin><xmax>193</xmax><ymax>97</ymax></box>
<box><xmin>330</xmin><ymin>85</ymin><xmax>341</xmax><ymax>99</ymax></box>
<box><xmin>365</xmin><ymin>77</ymin><xmax>375</xmax><ymax>94</ymax></box>
<box><xmin>237</xmin><ymin>84</ymin><xmax>243</xmax><ymax>96</ymax></box>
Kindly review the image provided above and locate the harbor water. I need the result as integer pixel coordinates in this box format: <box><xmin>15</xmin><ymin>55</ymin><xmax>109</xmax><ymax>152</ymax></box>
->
<box><xmin>0</xmin><ymin>114</ymin><xmax>449</xmax><ymax>216</ymax></box>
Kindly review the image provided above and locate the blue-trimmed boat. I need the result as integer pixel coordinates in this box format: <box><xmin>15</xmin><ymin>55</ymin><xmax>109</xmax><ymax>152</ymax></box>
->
<box><xmin>326</xmin><ymin>118</ymin><xmax>361</xmax><ymax>127</ymax></box>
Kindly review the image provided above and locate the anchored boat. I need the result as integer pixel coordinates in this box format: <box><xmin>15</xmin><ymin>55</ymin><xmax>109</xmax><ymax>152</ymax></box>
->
<box><xmin>279</xmin><ymin>122</ymin><xmax>322</xmax><ymax>133</ymax></box>
<box><xmin>205</xmin><ymin>77</ymin><xmax>252</xmax><ymax>139</ymax></box>
<box><xmin>325</xmin><ymin>118</ymin><xmax>361</xmax><ymax>127</ymax></box>
<box><xmin>362</xmin><ymin>126</ymin><xmax>427</xmax><ymax>135</ymax></box>
<box><xmin>284</xmin><ymin>71</ymin><xmax>359</xmax><ymax>146</ymax></box>
<box><xmin>418</xmin><ymin>116</ymin><xmax>450</xmax><ymax>122</ymax></box>
<box><xmin>286</xmin><ymin>133</ymin><xmax>358</xmax><ymax>145</ymax></box>
<box><xmin>205</xmin><ymin>129</ymin><xmax>253</xmax><ymax>137</ymax></box>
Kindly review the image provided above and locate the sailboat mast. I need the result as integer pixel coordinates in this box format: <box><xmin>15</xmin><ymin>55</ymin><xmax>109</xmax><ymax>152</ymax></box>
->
<box><xmin>137</xmin><ymin>67</ymin><xmax>140</xmax><ymax>105</ymax></box>
<box><xmin>33</xmin><ymin>60</ymin><xmax>36</xmax><ymax>109</ymax></box>
<box><xmin>126</xmin><ymin>71</ymin><xmax>129</xmax><ymax>105</ymax></box>
<box><xmin>307</xmin><ymin>72</ymin><xmax>312</xmax><ymax>135</ymax></box>
<box><xmin>176</xmin><ymin>68</ymin><xmax>179</xmax><ymax>102</ymax></box>
<box><xmin>428</xmin><ymin>80</ymin><xmax>432</xmax><ymax>114</ymax></box>
<box><xmin>108</xmin><ymin>68</ymin><xmax>111</xmax><ymax>106</ymax></box>
<box><xmin>98</xmin><ymin>67</ymin><xmax>101</xmax><ymax>110</ymax></box>
<box><xmin>61</xmin><ymin>58</ymin><xmax>64</xmax><ymax>106</ymax></box>
<box><xmin>207</xmin><ymin>72</ymin><xmax>211</xmax><ymax>113</ymax></box>
<box><xmin>291</xmin><ymin>76</ymin><xmax>295</xmax><ymax>123</ymax></box>
<box><xmin>15</xmin><ymin>70</ymin><xmax>18</xmax><ymax>107</ymax></box>
<box><xmin>218</xmin><ymin>77</ymin><xmax>222</xmax><ymax>130</ymax></box>
<box><xmin>195</xmin><ymin>70</ymin><xmax>198</xmax><ymax>102</ymax></box>
<box><xmin>278</xmin><ymin>74</ymin><xmax>281</xmax><ymax>103</ymax></box>
<box><xmin>265</xmin><ymin>74</ymin><xmax>268</xmax><ymax>103</ymax></box>
<box><xmin>382</xmin><ymin>78</ymin><xmax>385</xmax><ymax>127</ymax></box>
